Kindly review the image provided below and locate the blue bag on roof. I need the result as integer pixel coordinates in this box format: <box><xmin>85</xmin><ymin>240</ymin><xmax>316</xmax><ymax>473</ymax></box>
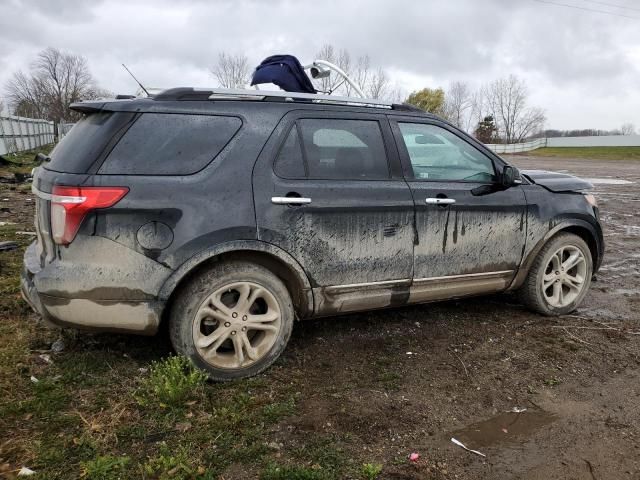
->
<box><xmin>251</xmin><ymin>55</ymin><xmax>317</xmax><ymax>94</ymax></box>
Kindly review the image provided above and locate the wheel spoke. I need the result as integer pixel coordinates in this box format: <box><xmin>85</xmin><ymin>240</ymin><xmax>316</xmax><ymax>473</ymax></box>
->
<box><xmin>197</xmin><ymin>328</ymin><xmax>229</xmax><ymax>349</ymax></box>
<box><xmin>563</xmin><ymin>252</ymin><xmax>584</xmax><ymax>271</ymax></box>
<box><xmin>197</xmin><ymin>306</ymin><xmax>228</xmax><ymax>323</ymax></box>
<box><xmin>547</xmin><ymin>281</ymin><xmax>561</xmax><ymax>305</ymax></box>
<box><xmin>563</xmin><ymin>273</ymin><xmax>583</xmax><ymax>291</ymax></box>
<box><xmin>209</xmin><ymin>294</ymin><xmax>232</xmax><ymax>316</ymax></box>
<box><xmin>233</xmin><ymin>283</ymin><xmax>252</xmax><ymax>311</ymax></box>
<box><xmin>231</xmin><ymin>334</ymin><xmax>245</xmax><ymax>367</ymax></box>
<box><xmin>245</xmin><ymin>322</ymin><xmax>278</xmax><ymax>332</ymax></box>
<box><xmin>240</xmin><ymin>332</ymin><xmax>259</xmax><ymax>361</ymax></box>
<box><xmin>247</xmin><ymin>311</ymin><xmax>279</xmax><ymax>323</ymax></box>
<box><xmin>543</xmin><ymin>274</ymin><xmax>556</xmax><ymax>290</ymax></box>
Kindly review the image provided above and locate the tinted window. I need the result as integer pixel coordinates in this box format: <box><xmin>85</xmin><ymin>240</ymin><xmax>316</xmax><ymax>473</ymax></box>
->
<box><xmin>297</xmin><ymin>119</ymin><xmax>389</xmax><ymax>179</ymax></box>
<box><xmin>47</xmin><ymin>112</ymin><xmax>135</xmax><ymax>173</ymax></box>
<box><xmin>399</xmin><ymin>123</ymin><xmax>496</xmax><ymax>182</ymax></box>
<box><xmin>99</xmin><ymin>113</ymin><xmax>241</xmax><ymax>175</ymax></box>
<box><xmin>274</xmin><ymin>127</ymin><xmax>305</xmax><ymax>178</ymax></box>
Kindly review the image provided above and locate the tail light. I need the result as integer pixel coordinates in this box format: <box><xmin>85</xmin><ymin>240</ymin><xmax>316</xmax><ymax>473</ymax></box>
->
<box><xmin>50</xmin><ymin>186</ymin><xmax>129</xmax><ymax>245</ymax></box>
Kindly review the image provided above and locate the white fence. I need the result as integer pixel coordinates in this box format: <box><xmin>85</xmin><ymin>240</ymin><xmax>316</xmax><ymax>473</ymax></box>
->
<box><xmin>58</xmin><ymin>122</ymin><xmax>75</xmax><ymax>139</ymax></box>
<box><xmin>485</xmin><ymin>138</ymin><xmax>547</xmax><ymax>153</ymax></box>
<box><xmin>486</xmin><ymin>135</ymin><xmax>640</xmax><ymax>153</ymax></box>
<box><xmin>547</xmin><ymin>135</ymin><xmax>640</xmax><ymax>147</ymax></box>
<box><xmin>0</xmin><ymin>115</ymin><xmax>55</xmax><ymax>155</ymax></box>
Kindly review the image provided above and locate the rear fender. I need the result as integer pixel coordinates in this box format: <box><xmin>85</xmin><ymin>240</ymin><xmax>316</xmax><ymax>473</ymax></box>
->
<box><xmin>158</xmin><ymin>239</ymin><xmax>314</xmax><ymax>315</ymax></box>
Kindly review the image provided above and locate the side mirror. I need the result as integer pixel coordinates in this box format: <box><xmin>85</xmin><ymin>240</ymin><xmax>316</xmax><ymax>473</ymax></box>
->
<box><xmin>501</xmin><ymin>165</ymin><xmax>521</xmax><ymax>188</ymax></box>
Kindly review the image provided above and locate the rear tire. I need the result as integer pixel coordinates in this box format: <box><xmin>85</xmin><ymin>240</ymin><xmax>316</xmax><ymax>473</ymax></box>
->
<box><xmin>169</xmin><ymin>261</ymin><xmax>294</xmax><ymax>381</ymax></box>
<box><xmin>519</xmin><ymin>233</ymin><xmax>592</xmax><ymax>316</ymax></box>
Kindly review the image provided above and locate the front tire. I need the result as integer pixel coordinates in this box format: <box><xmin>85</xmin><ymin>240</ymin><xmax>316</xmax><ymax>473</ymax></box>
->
<box><xmin>519</xmin><ymin>233</ymin><xmax>593</xmax><ymax>316</ymax></box>
<box><xmin>169</xmin><ymin>261</ymin><xmax>294</xmax><ymax>381</ymax></box>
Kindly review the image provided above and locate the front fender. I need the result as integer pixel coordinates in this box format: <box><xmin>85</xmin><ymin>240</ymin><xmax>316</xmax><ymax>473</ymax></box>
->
<box><xmin>509</xmin><ymin>217</ymin><xmax>603</xmax><ymax>291</ymax></box>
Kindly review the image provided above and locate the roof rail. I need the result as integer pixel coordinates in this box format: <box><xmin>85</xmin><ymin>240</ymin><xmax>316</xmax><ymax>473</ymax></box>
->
<box><xmin>206</xmin><ymin>88</ymin><xmax>395</xmax><ymax>108</ymax></box>
<box><xmin>152</xmin><ymin>87</ymin><xmax>430</xmax><ymax>115</ymax></box>
<box><xmin>154</xmin><ymin>87</ymin><xmax>393</xmax><ymax>108</ymax></box>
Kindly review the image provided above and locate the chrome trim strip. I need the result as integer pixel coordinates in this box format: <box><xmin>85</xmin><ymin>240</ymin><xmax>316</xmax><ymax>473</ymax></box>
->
<box><xmin>324</xmin><ymin>278</ymin><xmax>411</xmax><ymax>294</ymax></box>
<box><xmin>31</xmin><ymin>185</ymin><xmax>85</xmax><ymax>204</ymax></box>
<box><xmin>413</xmin><ymin>270</ymin><xmax>514</xmax><ymax>285</ymax></box>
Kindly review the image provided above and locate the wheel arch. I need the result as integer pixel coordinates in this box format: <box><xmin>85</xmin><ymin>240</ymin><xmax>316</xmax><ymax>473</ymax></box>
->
<box><xmin>159</xmin><ymin>240</ymin><xmax>314</xmax><ymax>320</ymax></box>
<box><xmin>509</xmin><ymin>219</ymin><xmax>602</xmax><ymax>291</ymax></box>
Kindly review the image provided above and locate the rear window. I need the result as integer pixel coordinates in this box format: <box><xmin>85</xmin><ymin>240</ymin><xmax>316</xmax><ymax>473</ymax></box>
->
<box><xmin>46</xmin><ymin>112</ymin><xmax>135</xmax><ymax>173</ymax></box>
<box><xmin>99</xmin><ymin>113</ymin><xmax>241</xmax><ymax>175</ymax></box>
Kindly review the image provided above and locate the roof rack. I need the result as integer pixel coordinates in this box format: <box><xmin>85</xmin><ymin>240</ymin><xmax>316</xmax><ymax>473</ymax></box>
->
<box><xmin>153</xmin><ymin>87</ymin><xmax>427</xmax><ymax>114</ymax></box>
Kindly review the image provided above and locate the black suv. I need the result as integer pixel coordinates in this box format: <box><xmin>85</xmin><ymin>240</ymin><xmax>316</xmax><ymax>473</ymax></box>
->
<box><xmin>22</xmin><ymin>88</ymin><xmax>603</xmax><ymax>380</ymax></box>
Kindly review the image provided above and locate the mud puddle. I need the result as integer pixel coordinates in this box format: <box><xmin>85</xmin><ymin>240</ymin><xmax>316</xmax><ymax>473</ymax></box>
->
<box><xmin>452</xmin><ymin>410</ymin><xmax>557</xmax><ymax>449</ymax></box>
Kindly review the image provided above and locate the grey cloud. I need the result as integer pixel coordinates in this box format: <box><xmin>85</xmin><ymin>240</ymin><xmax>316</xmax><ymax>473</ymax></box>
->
<box><xmin>0</xmin><ymin>0</ymin><xmax>638</xmax><ymax>129</ymax></box>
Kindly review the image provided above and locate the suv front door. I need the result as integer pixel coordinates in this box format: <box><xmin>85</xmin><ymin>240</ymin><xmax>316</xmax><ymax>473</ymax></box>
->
<box><xmin>253</xmin><ymin>111</ymin><xmax>415</xmax><ymax>315</ymax></box>
<box><xmin>390</xmin><ymin>119</ymin><xmax>526</xmax><ymax>301</ymax></box>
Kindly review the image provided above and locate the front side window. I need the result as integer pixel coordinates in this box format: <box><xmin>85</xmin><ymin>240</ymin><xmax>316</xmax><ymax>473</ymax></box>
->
<box><xmin>296</xmin><ymin>119</ymin><xmax>390</xmax><ymax>180</ymax></box>
<box><xmin>398</xmin><ymin>123</ymin><xmax>496</xmax><ymax>182</ymax></box>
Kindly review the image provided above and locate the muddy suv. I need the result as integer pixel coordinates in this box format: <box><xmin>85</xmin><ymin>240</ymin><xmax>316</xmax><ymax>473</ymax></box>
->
<box><xmin>22</xmin><ymin>88</ymin><xmax>603</xmax><ymax>380</ymax></box>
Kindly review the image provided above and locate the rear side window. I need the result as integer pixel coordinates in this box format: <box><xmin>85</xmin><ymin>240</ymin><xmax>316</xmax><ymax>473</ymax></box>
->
<box><xmin>99</xmin><ymin>113</ymin><xmax>241</xmax><ymax>175</ymax></box>
<box><xmin>298</xmin><ymin>119</ymin><xmax>389</xmax><ymax>179</ymax></box>
<box><xmin>274</xmin><ymin>118</ymin><xmax>390</xmax><ymax>180</ymax></box>
<box><xmin>47</xmin><ymin>112</ymin><xmax>135</xmax><ymax>173</ymax></box>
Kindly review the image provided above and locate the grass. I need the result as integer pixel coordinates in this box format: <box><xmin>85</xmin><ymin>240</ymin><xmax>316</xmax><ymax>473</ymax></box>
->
<box><xmin>0</xmin><ymin>224</ymin><xmax>359</xmax><ymax>478</ymax></box>
<box><xmin>526</xmin><ymin>146</ymin><xmax>640</xmax><ymax>160</ymax></box>
<box><xmin>0</xmin><ymin>144</ymin><xmax>54</xmax><ymax>176</ymax></box>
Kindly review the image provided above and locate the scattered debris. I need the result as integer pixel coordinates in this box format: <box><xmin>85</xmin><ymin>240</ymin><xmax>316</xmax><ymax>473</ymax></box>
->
<box><xmin>38</xmin><ymin>354</ymin><xmax>52</xmax><ymax>364</ymax></box>
<box><xmin>174</xmin><ymin>422</ymin><xmax>192</xmax><ymax>432</ymax></box>
<box><xmin>0</xmin><ymin>241</ymin><xmax>18</xmax><ymax>251</ymax></box>
<box><xmin>16</xmin><ymin>231</ymin><xmax>36</xmax><ymax>236</ymax></box>
<box><xmin>0</xmin><ymin>221</ymin><xmax>16</xmax><ymax>226</ymax></box>
<box><xmin>18</xmin><ymin>467</ymin><xmax>36</xmax><ymax>476</ymax></box>
<box><xmin>451</xmin><ymin>437</ymin><xmax>486</xmax><ymax>458</ymax></box>
<box><xmin>51</xmin><ymin>338</ymin><xmax>65</xmax><ymax>353</ymax></box>
<box><xmin>510</xmin><ymin>407</ymin><xmax>527</xmax><ymax>413</ymax></box>
<box><xmin>29</xmin><ymin>376</ymin><xmax>39</xmax><ymax>384</ymax></box>
<box><xmin>406</xmin><ymin>351</ymin><xmax>413</xmax><ymax>355</ymax></box>
<box><xmin>408</xmin><ymin>452</ymin><xmax>420</xmax><ymax>462</ymax></box>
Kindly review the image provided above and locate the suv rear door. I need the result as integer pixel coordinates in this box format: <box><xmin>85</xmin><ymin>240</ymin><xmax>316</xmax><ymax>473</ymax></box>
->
<box><xmin>390</xmin><ymin>118</ymin><xmax>527</xmax><ymax>300</ymax></box>
<box><xmin>253</xmin><ymin>110</ymin><xmax>415</xmax><ymax>315</ymax></box>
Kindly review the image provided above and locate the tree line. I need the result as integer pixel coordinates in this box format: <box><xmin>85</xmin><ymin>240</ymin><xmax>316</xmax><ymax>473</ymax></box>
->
<box><xmin>3</xmin><ymin>46</ymin><xmax>635</xmax><ymax>144</ymax></box>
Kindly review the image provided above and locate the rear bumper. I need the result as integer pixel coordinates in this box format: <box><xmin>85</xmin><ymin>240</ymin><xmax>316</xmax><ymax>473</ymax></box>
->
<box><xmin>21</xmin><ymin>241</ymin><xmax>166</xmax><ymax>335</ymax></box>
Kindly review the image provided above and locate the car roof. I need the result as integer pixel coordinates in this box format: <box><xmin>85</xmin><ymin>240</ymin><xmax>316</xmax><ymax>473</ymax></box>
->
<box><xmin>71</xmin><ymin>87</ymin><xmax>438</xmax><ymax>120</ymax></box>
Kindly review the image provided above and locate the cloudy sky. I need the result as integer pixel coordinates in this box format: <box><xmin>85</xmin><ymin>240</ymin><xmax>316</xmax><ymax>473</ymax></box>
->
<box><xmin>1</xmin><ymin>0</ymin><xmax>638</xmax><ymax>130</ymax></box>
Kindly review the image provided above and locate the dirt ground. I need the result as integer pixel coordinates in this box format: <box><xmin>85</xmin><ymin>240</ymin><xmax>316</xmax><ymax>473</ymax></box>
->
<box><xmin>1</xmin><ymin>154</ymin><xmax>639</xmax><ymax>479</ymax></box>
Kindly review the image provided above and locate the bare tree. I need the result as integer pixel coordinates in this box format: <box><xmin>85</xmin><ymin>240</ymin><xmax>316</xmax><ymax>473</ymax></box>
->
<box><xmin>620</xmin><ymin>123</ymin><xmax>635</xmax><ymax>135</ymax></box>
<box><xmin>365</xmin><ymin>68</ymin><xmax>390</xmax><ymax>99</ymax></box>
<box><xmin>211</xmin><ymin>53</ymin><xmax>250</xmax><ymax>89</ymax></box>
<box><xmin>5</xmin><ymin>47</ymin><xmax>103</xmax><ymax>123</ymax></box>
<box><xmin>443</xmin><ymin>81</ymin><xmax>472</xmax><ymax>129</ymax></box>
<box><xmin>482</xmin><ymin>75</ymin><xmax>545</xmax><ymax>143</ymax></box>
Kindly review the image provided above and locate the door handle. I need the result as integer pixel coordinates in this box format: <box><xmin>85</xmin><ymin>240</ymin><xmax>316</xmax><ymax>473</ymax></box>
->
<box><xmin>271</xmin><ymin>196</ymin><xmax>312</xmax><ymax>205</ymax></box>
<box><xmin>426</xmin><ymin>198</ymin><xmax>456</xmax><ymax>205</ymax></box>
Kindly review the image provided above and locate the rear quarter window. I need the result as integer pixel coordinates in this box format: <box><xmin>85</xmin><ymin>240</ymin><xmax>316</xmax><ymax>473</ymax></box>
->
<box><xmin>46</xmin><ymin>112</ymin><xmax>135</xmax><ymax>173</ymax></box>
<box><xmin>99</xmin><ymin>113</ymin><xmax>242</xmax><ymax>175</ymax></box>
